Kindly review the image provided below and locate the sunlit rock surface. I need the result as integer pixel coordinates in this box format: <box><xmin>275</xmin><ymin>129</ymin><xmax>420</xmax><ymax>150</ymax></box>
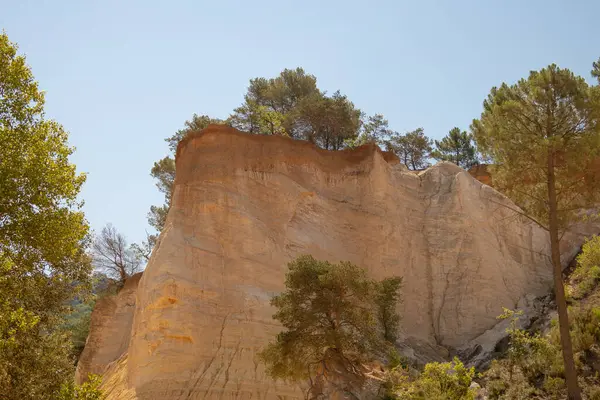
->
<box><xmin>80</xmin><ymin>125</ymin><xmax>592</xmax><ymax>399</ymax></box>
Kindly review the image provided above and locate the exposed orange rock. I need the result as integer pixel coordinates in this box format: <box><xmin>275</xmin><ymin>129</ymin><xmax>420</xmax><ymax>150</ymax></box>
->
<box><xmin>76</xmin><ymin>273</ymin><xmax>142</xmax><ymax>384</ymax></box>
<box><xmin>80</xmin><ymin>125</ymin><xmax>597</xmax><ymax>399</ymax></box>
<box><xmin>468</xmin><ymin>164</ymin><xmax>492</xmax><ymax>186</ymax></box>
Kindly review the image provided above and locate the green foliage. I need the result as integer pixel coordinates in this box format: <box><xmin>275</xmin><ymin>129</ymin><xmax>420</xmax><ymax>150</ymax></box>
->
<box><xmin>165</xmin><ymin>113</ymin><xmax>225</xmax><ymax>153</ymax></box>
<box><xmin>148</xmin><ymin>204</ymin><xmax>169</xmax><ymax>233</ymax></box>
<box><xmin>414</xmin><ymin>358</ymin><xmax>476</xmax><ymax>400</ymax></box>
<box><xmin>231</xmin><ymin>68</ymin><xmax>364</xmax><ymax>150</ymax></box>
<box><xmin>377</xmin><ymin>277</ymin><xmax>403</xmax><ymax>342</ymax></box>
<box><xmin>230</xmin><ymin>68</ymin><xmax>318</xmax><ymax>137</ymax></box>
<box><xmin>61</xmin><ymin>272</ymin><xmax>118</xmax><ymax>363</ymax></box>
<box><xmin>58</xmin><ymin>374</ymin><xmax>104</xmax><ymax>400</ymax></box>
<box><xmin>130</xmin><ymin>231</ymin><xmax>154</xmax><ymax>262</ymax></box>
<box><xmin>581</xmin><ymin>376</ymin><xmax>600</xmax><ymax>400</ymax></box>
<box><xmin>1</xmin><ymin>327</ymin><xmax>78</xmax><ymax>400</ymax></box>
<box><xmin>150</xmin><ymin>156</ymin><xmax>176</xmax><ymax>202</ymax></box>
<box><xmin>229</xmin><ymin>99</ymin><xmax>287</xmax><ymax>136</ymax></box>
<box><xmin>345</xmin><ymin>114</ymin><xmax>395</xmax><ymax>149</ymax></box>
<box><xmin>386</xmin><ymin>128</ymin><xmax>433</xmax><ymax>170</ymax></box>
<box><xmin>62</xmin><ymin>302</ymin><xmax>94</xmax><ymax>361</ymax></box>
<box><xmin>484</xmin><ymin>361</ymin><xmax>537</xmax><ymax>400</ymax></box>
<box><xmin>363</xmin><ymin>114</ymin><xmax>394</xmax><ymax>144</ymax></box>
<box><xmin>259</xmin><ymin>255</ymin><xmax>402</xmax><ymax>396</ymax></box>
<box><xmin>562</xmin><ymin>306</ymin><xmax>600</xmax><ymax>356</ymax></box>
<box><xmin>231</xmin><ymin>68</ymin><xmax>319</xmax><ymax>135</ymax></box>
<box><xmin>146</xmin><ymin>114</ymin><xmax>223</xmax><ymax>235</ymax></box>
<box><xmin>592</xmin><ymin>57</ymin><xmax>600</xmax><ymax>83</ymax></box>
<box><xmin>430</xmin><ymin>127</ymin><xmax>478</xmax><ymax>169</ymax></box>
<box><xmin>472</xmin><ymin>64</ymin><xmax>600</xmax><ymax>230</ymax></box>
<box><xmin>482</xmin><ymin>305</ymin><xmax>600</xmax><ymax>399</ymax></box>
<box><xmin>291</xmin><ymin>90</ymin><xmax>362</xmax><ymax>150</ymax></box>
<box><xmin>386</xmin><ymin>358</ymin><xmax>476</xmax><ymax>400</ymax></box>
<box><xmin>497</xmin><ymin>308</ymin><xmax>563</xmax><ymax>381</ymax></box>
<box><xmin>0</xmin><ymin>31</ymin><xmax>92</xmax><ymax>399</ymax></box>
<box><xmin>571</xmin><ymin>235</ymin><xmax>600</xmax><ymax>299</ymax></box>
<box><xmin>473</xmin><ymin>62</ymin><xmax>600</xmax><ymax>399</ymax></box>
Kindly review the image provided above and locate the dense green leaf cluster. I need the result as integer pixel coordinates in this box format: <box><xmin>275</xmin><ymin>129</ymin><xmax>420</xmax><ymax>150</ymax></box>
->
<box><xmin>472</xmin><ymin>64</ymin><xmax>600</xmax><ymax>230</ymax></box>
<box><xmin>58</xmin><ymin>374</ymin><xmax>104</xmax><ymax>400</ymax></box>
<box><xmin>430</xmin><ymin>127</ymin><xmax>478</xmax><ymax>169</ymax></box>
<box><xmin>259</xmin><ymin>255</ymin><xmax>402</xmax><ymax>397</ymax></box>
<box><xmin>385</xmin><ymin>358</ymin><xmax>476</xmax><ymax>400</ymax></box>
<box><xmin>0</xmin><ymin>31</ymin><xmax>99</xmax><ymax>399</ymax></box>
<box><xmin>386</xmin><ymin>128</ymin><xmax>433</xmax><ymax>170</ymax></box>
<box><xmin>570</xmin><ymin>235</ymin><xmax>600</xmax><ymax>300</ymax></box>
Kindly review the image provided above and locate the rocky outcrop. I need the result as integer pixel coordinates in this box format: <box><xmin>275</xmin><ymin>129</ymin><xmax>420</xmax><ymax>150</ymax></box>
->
<box><xmin>76</xmin><ymin>273</ymin><xmax>142</xmax><ymax>383</ymax></box>
<box><xmin>81</xmin><ymin>125</ymin><xmax>594</xmax><ymax>399</ymax></box>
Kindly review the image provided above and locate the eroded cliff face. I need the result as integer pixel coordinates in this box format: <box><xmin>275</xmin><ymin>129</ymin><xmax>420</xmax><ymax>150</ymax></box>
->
<box><xmin>81</xmin><ymin>125</ymin><xmax>592</xmax><ymax>399</ymax></box>
<box><xmin>76</xmin><ymin>273</ymin><xmax>141</xmax><ymax>384</ymax></box>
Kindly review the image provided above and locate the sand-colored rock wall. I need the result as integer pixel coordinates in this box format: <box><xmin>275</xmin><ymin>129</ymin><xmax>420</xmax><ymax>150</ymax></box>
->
<box><xmin>76</xmin><ymin>273</ymin><xmax>142</xmax><ymax>383</ymax></box>
<box><xmin>80</xmin><ymin>126</ymin><xmax>593</xmax><ymax>399</ymax></box>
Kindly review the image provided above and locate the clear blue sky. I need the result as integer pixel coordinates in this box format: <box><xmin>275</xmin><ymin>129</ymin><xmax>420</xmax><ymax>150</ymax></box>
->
<box><xmin>2</xmin><ymin>0</ymin><xmax>599</xmax><ymax>246</ymax></box>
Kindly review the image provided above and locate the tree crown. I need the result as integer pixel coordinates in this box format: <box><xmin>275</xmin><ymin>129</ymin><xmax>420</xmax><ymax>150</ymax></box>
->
<box><xmin>472</xmin><ymin>63</ymin><xmax>600</xmax><ymax>230</ymax></box>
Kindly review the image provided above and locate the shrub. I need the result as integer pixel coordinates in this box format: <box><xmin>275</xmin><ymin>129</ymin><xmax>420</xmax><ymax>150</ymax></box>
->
<box><xmin>386</xmin><ymin>358</ymin><xmax>476</xmax><ymax>400</ymax></box>
<box><xmin>571</xmin><ymin>235</ymin><xmax>600</xmax><ymax>299</ymax></box>
<box><xmin>484</xmin><ymin>359</ymin><xmax>538</xmax><ymax>400</ymax></box>
<box><xmin>483</xmin><ymin>306</ymin><xmax>600</xmax><ymax>398</ymax></box>
<box><xmin>543</xmin><ymin>376</ymin><xmax>566</xmax><ymax>399</ymax></box>
<box><xmin>581</xmin><ymin>375</ymin><xmax>600</xmax><ymax>400</ymax></box>
<box><xmin>568</xmin><ymin>306</ymin><xmax>600</xmax><ymax>354</ymax></box>
<box><xmin>57</xmin><ymin>374</ymin><xmax>104</xmax><ymax>400</ymax></box>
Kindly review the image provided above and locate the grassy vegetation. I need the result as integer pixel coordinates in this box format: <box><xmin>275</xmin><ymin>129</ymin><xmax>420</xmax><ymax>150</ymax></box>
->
<box><xmin>382</xmin><ymin>235</ymin><xmax>600</xmax><ymax>400</ymax></box>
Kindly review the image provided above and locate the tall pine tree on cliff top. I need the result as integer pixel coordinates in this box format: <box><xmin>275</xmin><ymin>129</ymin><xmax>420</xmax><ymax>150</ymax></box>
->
<box><xmin>431</xmin><ymin>127</ymin><xmax>478</xmax><ymax>169</ymax></box>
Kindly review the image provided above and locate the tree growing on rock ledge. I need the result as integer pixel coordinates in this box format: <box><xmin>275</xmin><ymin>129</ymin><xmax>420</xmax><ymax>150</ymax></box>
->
<box><xmin>259</xmin><ymin>255</ymin><xmax>402</xmax><ymax>399</ymax></box>
<box><xmin>147</xmin><ymin>114</ymin><xmax>225</xmax><ymax>237</ymax></box>
<box><xmin>386</xmin><ymin>127</ymin><xmax>433</xmax><ymax>171</ymax></box>
<box><xmin>430</xmin><ymin>127</ymin><xmax>478</xmax><ymax>169</ymax></box>
<box><xmin>92</xmin><ymin>223</ymin><xmax>142</xmax><ymax>286</ymax></box>
<box><xmin>472</xmin><ymin>62</ymin><xmax>600</xmax><ymax>400</ymax></box>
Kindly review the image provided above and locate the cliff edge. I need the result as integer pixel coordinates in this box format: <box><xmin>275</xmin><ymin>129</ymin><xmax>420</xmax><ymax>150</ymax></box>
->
<box><xmin>81</xmin><ymin>125</ymin><xmax>592</xmax><ymax>399</ymax></box>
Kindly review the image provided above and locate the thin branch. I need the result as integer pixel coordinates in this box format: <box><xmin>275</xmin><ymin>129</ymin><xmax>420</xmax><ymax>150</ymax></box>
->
<box><xmin>555</xmin><ymin>175</ymin><xmax>586</xmax><ymax>196</ymax></box>
<box><xmin>488</xmin><ymin>198</ymin><xmax>549</xmax><ymax>231</ymax></box>
<box><xmin>511</xmin><ymin>187</ymin><xmax>547</xmax><ymax>204</ymax></box>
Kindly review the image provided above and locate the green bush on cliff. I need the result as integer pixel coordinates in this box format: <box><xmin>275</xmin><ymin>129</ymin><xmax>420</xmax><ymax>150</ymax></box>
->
<box><xmin>482</xmin><ymin>305</ymin><xmax>600</xmax><ymax>399</ymax></box>
<box><xmin>571</xmin><ymin>235</ymin><xmax>600</xmax><ymax>300</ymax></box>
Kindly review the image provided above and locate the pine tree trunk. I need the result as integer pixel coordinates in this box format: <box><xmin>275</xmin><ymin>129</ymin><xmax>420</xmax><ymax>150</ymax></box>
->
<box><xmin>547</xmin><ymin>151</ymin><xmax>581</xmax><ymax>400</ymax></box>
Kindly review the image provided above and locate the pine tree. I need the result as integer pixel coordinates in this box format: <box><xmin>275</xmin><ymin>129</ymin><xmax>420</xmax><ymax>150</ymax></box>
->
<box><xmin>472</xmin><ymin>63</ymin><xmax>600</xmax><ymax>400</ymax></box>
<box><xmin>431</xmin><ymin>127</ymin><xmax>478</xmax><ymax>169</ymax></box>
<box><xmin>259</xmin><ymin>255</ymin><xmax>402</xmax><ymax>398</ymax></box>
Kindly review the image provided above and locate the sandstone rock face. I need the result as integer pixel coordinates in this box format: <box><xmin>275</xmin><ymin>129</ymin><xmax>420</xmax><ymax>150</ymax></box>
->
<box><xmin>82</xmin><ymin>125</ymin><xmax>592</xmax><ymax>399</ymax></box>
<box><xmin>76</xmin><ymin>273</ymin><xmax>141</xmax><ymax>384</ymax></box>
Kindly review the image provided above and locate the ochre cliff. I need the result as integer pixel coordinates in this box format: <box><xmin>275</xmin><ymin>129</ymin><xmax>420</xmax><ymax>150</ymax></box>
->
<box><xmin>76</xmin><ymin>273</ymin><xmax>142</xmax><ymax>384</ymax></box>
<box><xmin>81</xmin><ymin>125</ymin><xmax>594</xmax><ymax>399</ymax></box>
